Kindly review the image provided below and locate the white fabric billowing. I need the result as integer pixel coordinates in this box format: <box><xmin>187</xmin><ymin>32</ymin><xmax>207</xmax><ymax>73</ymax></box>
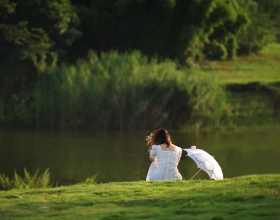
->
<box><xmin>183</xmin><ymin>148</ymin><xmax>223</xmax><ymax>180</ymax></box>
<box><xmin>146</xmin><ymin>145</ymin><xmax>182</xmax><ymax>181</ymax></box>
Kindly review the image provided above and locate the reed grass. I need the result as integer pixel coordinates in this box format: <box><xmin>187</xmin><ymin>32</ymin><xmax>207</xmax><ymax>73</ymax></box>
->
<box><xmin>2</xmin><ymin>51</ymin><xmax>228</xmax><ymax>130</ymax></box>
<box><xmin>3</xmin><ymin>45</ymin><xmax>279</xmax><ymax>130</ymax></box>
<box><xmin>83</xmin><ymin>174</ymin><xmax>98</xmax><ymax>185</ymax></box>
<box><xmin>0</xmin><ymin>168</ymin><xmax>51</xmax><ymax>190</ymax></box>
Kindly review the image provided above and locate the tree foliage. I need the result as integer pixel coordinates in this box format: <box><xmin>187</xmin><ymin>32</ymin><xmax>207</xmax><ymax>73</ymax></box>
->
<box><xmin>167</xmin><ymin>0</ymin><xmax>249</xmax><ymax>64</ymax></box>
<box><xmin>0</xmin><ymin>0</ymin><xmax>81</xmax><ymax>84</ymax></box>
<box><xmin>237</xmin><ymin>0</ymin><xmax>278</xmax><ymax>55</ymax></box>
<box><xmin>73</xmin><ymin>0</ymin><xmax>249</xmax><ymax>65</ymax></box>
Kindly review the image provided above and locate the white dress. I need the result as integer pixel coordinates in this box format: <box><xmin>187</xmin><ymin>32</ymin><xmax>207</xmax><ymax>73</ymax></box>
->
<box><xmin>146</xmin><ymin>145</ymin><xmax>183</xmax><ymax>181</ymax></box>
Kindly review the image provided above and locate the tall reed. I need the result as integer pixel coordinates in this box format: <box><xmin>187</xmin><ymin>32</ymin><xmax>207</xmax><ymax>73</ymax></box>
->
<box><xmin>0</xmin><ymin>168</ymin><xmax>51</xmax><ymax>190</ymax></box>
<box><xmin>1</xmin><ymin>51</ymin><xmax>228</xmax><ymax>130</ymax></box>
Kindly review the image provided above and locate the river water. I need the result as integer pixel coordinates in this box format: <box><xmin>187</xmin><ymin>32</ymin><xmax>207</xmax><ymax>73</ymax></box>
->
<box><xmin>0</xmin><ymin>128</ymin><xmax>279</xmax><ymax>185</ymax></box>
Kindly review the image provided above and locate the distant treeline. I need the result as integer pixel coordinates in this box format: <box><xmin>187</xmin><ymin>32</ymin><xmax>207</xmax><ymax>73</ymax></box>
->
<box><xmin>1</xmin><ymin>0</ymin><xmax>280</xmax><ymax>85</ymax></box>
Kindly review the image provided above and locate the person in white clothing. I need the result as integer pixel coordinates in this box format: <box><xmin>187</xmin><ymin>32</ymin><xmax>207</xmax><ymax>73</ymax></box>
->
<box><xmin>146</xmin><ymin>128</ymin><xmax>182</xmax><ymax>181</ymax></box>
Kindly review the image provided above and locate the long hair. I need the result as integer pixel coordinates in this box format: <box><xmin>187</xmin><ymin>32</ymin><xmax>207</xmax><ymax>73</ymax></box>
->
<box><xmin>146</xmin><ymin>128</ymin><xmax>172</xmax><ymax>147</ymax></box>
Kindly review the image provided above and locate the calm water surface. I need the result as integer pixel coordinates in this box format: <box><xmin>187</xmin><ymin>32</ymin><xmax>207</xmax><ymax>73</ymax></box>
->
<box><xmin>0</xmin><ymin>128</ymin><xmax>279</xmax><ymax>185</ymax></box>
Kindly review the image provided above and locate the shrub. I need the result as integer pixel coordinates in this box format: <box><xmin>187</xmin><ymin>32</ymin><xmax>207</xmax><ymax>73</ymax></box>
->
<box><xmin>237</xmin><ymin>0</ymin><xmax>276</xmax><ymax>55</ymax></box>
<box><xmin>84</xmin><ymin>174</ymin><xmax>98</xmax><ymax>185</ymax></box>
<box><xmin>0</xmin><ymin>168</ymin><xmax>51</xmax><ymax>190</ymax></box>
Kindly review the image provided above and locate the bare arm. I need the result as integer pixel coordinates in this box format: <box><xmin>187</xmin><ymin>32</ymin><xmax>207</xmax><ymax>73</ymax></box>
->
<box><xmin>148</xmin><ymin>146</ymin><xmax>153</xmax><ymax>161</ymax></box>
<box><xmin>148</xmin><ymin>146</ymin><xmax>156</xmax><ymax>162</ymax></box>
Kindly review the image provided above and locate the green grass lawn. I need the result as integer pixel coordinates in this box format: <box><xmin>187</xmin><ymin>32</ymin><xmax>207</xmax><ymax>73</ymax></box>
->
<box><xmin>0</xmin><ymin>175</ymin><xmax>279</xmax><ymax>220</ymax></box>
<box><xmin>202</xmin><ymin>43</ymin><xmax>280</xmax><ymax>84</ymax></box>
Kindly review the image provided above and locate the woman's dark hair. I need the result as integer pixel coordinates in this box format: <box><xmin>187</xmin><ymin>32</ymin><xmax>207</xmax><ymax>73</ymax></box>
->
<box><xmin>146</xmin><ymin>128</ymin><xmax>172</xmax><ymax>147</ymax></box>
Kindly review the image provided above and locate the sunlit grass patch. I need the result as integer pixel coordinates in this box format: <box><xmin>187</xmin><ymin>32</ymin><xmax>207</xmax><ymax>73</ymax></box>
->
<box><xmin>0</xmin><ymin>175</ymin><xmax>279</xmax><ymax>219</ymax></box>
<box><xmin>202</xmin><ymin>43</ymin><xmax>280</xmax><ymax>84</ymax></box>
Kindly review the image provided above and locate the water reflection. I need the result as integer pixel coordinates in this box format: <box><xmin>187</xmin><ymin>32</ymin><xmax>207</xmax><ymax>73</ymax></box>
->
<box><xmin>0</xmin><ymin>129</ymin><xmax>279</xmax><ymax>185</ymax></box>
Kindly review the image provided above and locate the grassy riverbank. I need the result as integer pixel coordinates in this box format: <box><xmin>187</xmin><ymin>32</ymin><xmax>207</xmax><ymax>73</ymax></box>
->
<box><xmin>202</xmin><ymin>43</ymin><xmax>280</xmax><ymax>84</ymax></box>
<box><xmin>196</xmin><ymin>43</ymin><xmax>280</xmax><ymax>130</ymax></box>
<box><xmin>0</xmin><ymin>175</ymin><xmax>279</xmax><ymax>219</ymax></box>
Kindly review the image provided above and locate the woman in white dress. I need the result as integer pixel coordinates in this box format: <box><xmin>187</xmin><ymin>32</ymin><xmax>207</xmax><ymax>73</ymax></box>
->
<box><xmin>146</xmin><ymin>128</ymin><xmax>182</xmax><ymax>181</ymax></box>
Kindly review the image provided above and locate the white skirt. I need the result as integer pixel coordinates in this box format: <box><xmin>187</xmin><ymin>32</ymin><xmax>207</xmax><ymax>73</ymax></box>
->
<box><xmin>146</xmin><ymin>160</ymin><xmax>158</xmax><ymax>181</ymax></box>
<box><xmin>146</xmin><ymin>159</ymin><xmax>182</xmax><ymax>181</ymax></box>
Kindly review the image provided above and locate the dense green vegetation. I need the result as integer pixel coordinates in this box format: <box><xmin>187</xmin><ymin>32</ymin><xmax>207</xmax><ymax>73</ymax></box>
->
<box><xmin>1</xmin><ymin>0</ymin><xmax>279</xmax><ymax>82</ymax></box>
<box><xmin>0</xmin><ymin>51</ymin><xmax>228</xmax><ymax>130</ymax></box>
<box><xmin>0</xmin><ymin>175</ymin><xmax>279</xmax><ymax>219</ymax></box>
<box><xmin>0</xmin><ymin>0</ymin><xmax>81</xmax><ymax>81</ymax></box>
<box><xmin>1</xmin><ymin>0</ymin><xmax>280</xmax><ymax>130</ymax></box>
<box><xmin>1</xmin><ymin>44</ymin><xmax>280</xmax><ymax>130</ymax></box>
<box><xmin>1</xmin><ymin>46</ymin><xmax>280</xmax><ymax>130</ymax></box>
